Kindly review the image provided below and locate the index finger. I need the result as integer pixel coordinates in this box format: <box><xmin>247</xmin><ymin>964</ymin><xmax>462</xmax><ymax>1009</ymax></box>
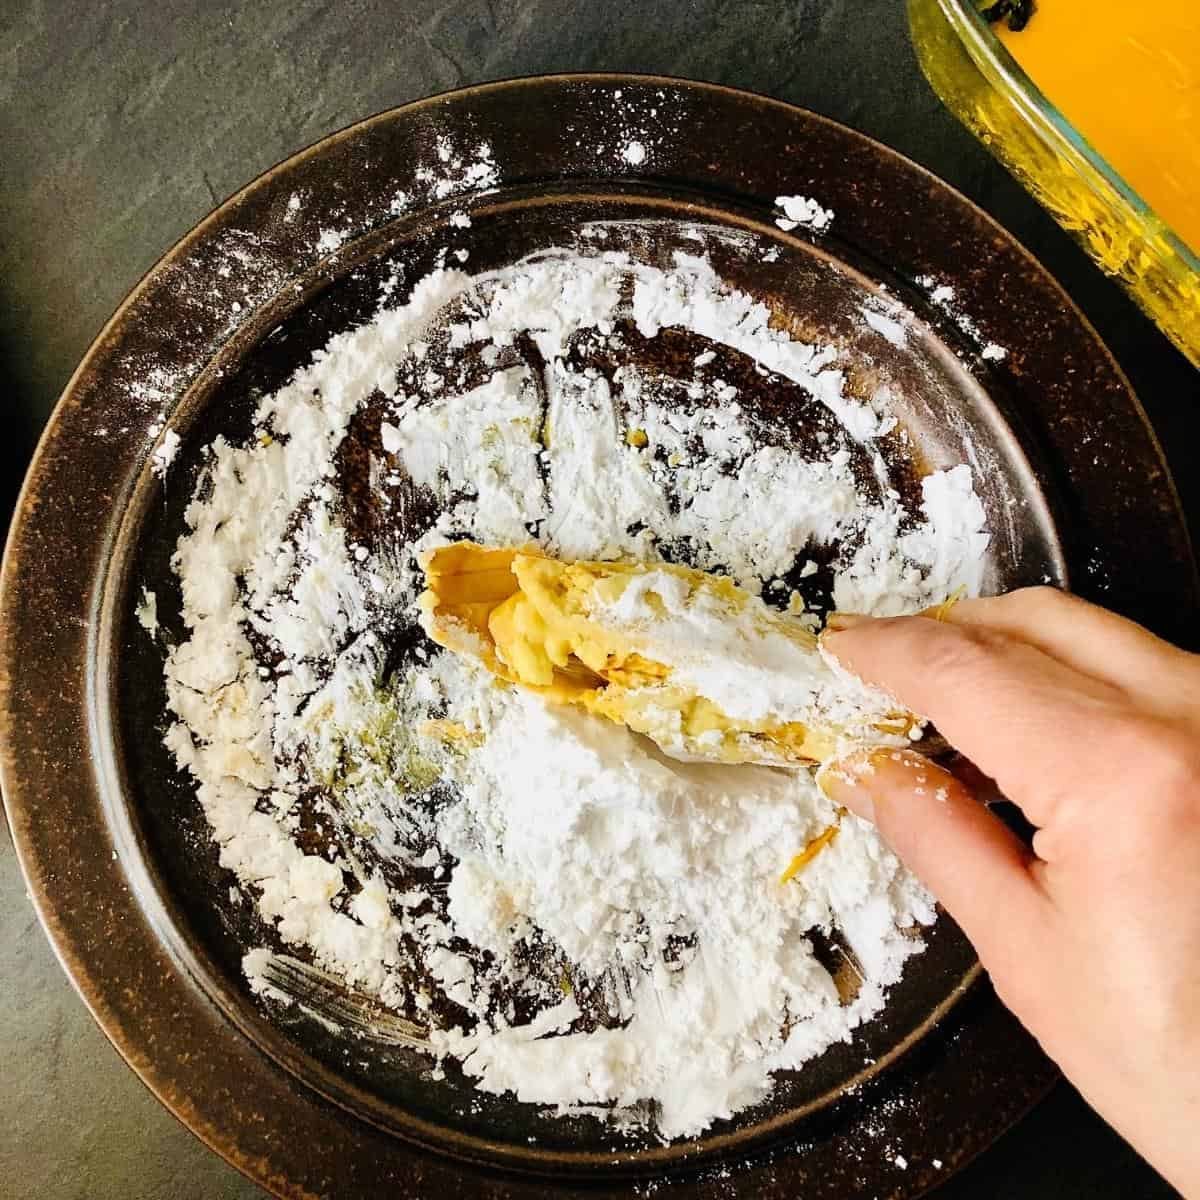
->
<box><xmin>822</xmin><ymin>614</ymin><xmax>1129</xmax><ymax>825</ymax></box>
<box><xmin>935</xmin><ymin>587</ymin><xmax>1200</xmax><ymax>716</ymax></box>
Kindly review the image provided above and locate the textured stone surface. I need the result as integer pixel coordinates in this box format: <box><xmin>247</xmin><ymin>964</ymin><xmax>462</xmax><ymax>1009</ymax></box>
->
<box><xmin>0</xmin><ymin>1</ymin><xmax>1191</xmax><ymax>1197</ymax></box>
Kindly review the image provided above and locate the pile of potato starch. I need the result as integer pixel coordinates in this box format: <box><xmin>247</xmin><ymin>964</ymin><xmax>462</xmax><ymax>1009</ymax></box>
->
<box><xmin>162</xmin><ymin>247</ymin><xmax>987</xmax><ymax>1139</ymax></box>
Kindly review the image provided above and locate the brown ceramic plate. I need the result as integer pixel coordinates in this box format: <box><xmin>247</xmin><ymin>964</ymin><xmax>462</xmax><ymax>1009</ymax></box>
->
<box><xmin>2</xmin><ymin>75</ymin><xmax>1195</xmax><ymax>1199</ymax></box>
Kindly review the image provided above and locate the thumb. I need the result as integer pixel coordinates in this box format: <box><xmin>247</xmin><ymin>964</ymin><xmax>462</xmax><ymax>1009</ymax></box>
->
<box><xmin>818</xmin><ymin>748</ymin><xmax>1045</xmax><ymax>974</ymax></box>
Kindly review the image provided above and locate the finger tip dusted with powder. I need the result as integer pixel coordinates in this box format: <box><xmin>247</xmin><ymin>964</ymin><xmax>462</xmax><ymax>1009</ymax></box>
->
<box><xmin>816</xmin><ymin>750</ymin><xmax>880</xmax><ymax>823</ymax></box>
<box><xmin>819</xmin><ymin>746</ymin><xmax>1040</xmax><ymax>958</ymax></box>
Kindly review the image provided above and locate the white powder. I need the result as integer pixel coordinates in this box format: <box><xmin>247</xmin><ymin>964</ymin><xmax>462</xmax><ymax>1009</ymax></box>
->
<box><xmin>834</xmin><ymin>465</ymin><xmax>988</xmax><ymax>615</ymax></box>
<box><xmin>627</xmin><ymin>254</ymin><xmax>884</xmax><ymax>441</ymax></box>
<box><xmin>381</xmin><ymin>369</ymin><xmax>547</xmax><ymax>547</ymax></box>
<box><xmin>861</xmin><ymin>296</ymin><xmax>910</xmax><ymax>350</ymax></box>
<box><xmin>316</xmin><ymin>228</ymin><xmax>348</xmax><ymax>255</ymax></box>
<box><xmin>917</xmin><ymin>274</ymin><xmax>1009</xmax><ymax>363</ymax></box>
<box><xmin>135</xmin><ymin>587</ymin><xmax>158</xmax><ymax>637</ymax></box>
<box><xmin>418</xmin><ymin>136</ymin><xmax>499</xmax><ymax>200</ymax></box>
<box><xmin>160</xmin><ymin>240</ymin><xmax>989</xmax><ymax>1140</ymax></box>
<box><xmin>150</xmin><ymin>428</ymin><xmax>181</xmax><ymax>478</ymax></box>
<box><xmin>775</xmin><ymin>194</ymin><xmax>834</xmax><ymax>233</ymax></box>
<box><xmin>622</xmin><ymin>140</ymin><xmax>648</xmax><ymax>166</ymax></box>
<box><xmin>430</xmin><ymin>677</ymin><xmax>933</xmax><ymax>1136</ymax></box>
<box><xmin>863</xmin><ymin>309</ymin><xmax>907</xmax><ymax>348</ymax></box>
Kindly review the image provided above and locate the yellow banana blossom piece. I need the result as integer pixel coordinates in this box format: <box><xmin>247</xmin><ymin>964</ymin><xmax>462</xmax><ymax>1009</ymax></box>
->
<box><xmin>779</xmin><ymin>825</ymin><xmax>841</xmax><ymax>885</ymax></box>
<box><xmin>417</xmin><ymin>541</ymin><xmax>919</xmax><ymax>767</ymax></box>
<box><xmin>929</xmin><ymin>585</ymin><xmax>967</xmax><ymax>622</ymax></box>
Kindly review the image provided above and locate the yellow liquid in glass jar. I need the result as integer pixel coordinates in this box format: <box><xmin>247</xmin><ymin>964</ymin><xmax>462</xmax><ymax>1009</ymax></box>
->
<box><xmin>997</xmin><ymin>1</ymin><xmax>1200</xmax><ymax>256</ymax></box>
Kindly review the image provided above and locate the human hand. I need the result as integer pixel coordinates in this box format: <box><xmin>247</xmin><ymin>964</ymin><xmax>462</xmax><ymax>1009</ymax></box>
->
<box><xmin>819</xmin><ymin>588</ymin><xmax>1200</xmax><ymax>1197</ymax></box>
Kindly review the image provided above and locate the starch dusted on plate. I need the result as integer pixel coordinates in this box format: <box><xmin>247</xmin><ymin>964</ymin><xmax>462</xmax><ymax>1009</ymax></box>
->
<box><xmin>158</xmin><ymin>238</ymin><xmax>989</xmax><ymax>1138</ymax></box>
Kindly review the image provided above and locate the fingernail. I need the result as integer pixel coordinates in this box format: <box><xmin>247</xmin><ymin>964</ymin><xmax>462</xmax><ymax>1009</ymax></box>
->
<box><xmin>824</xmin><ymin>611</ymin><xmax>870</xmax><ymax>633</ymax></box>
<box><xmin>816</xmin><ymin>751</ymin><xmax>878</xmax><ymax>823</ymax></box>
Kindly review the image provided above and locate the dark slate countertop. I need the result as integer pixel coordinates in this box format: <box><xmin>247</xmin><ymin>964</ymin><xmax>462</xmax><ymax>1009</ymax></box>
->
<box><xmin>0</xmin><ymin>2</ymin><xmax>1192</xmax><ymax>1197</ymax></box>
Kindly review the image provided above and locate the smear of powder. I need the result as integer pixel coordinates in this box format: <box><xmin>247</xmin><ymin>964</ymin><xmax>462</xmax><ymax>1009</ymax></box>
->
<box><xmin>861</xmin><ymin>295</ymin><xmax>910</xmax><ymax>349</ymax></box>
<box><xmin>160</xmin><ymin>244</ymin><xmax>989</xmax><ymax>1139</ymax></box>
<box><xmin>916</xmin><ymin>274</ymin><xmax>1009</xmax><ymax>362</ymax></box>
<box><xmin>150</xmin><ymin>428</ymin><xmax>181</xmax><ymax>478</ymax></box>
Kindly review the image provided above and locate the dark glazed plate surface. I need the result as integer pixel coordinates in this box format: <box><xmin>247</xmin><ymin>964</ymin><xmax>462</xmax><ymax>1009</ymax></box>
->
<box><xmin>114</xmin><ymin>198</ymin><xmax>1058</xmax><ymax>1173</ymax></box>
<box><xmin>1</xmin><ymin>75</ymin><xmax>1195</xmax><ymax>1199</ymax></box>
